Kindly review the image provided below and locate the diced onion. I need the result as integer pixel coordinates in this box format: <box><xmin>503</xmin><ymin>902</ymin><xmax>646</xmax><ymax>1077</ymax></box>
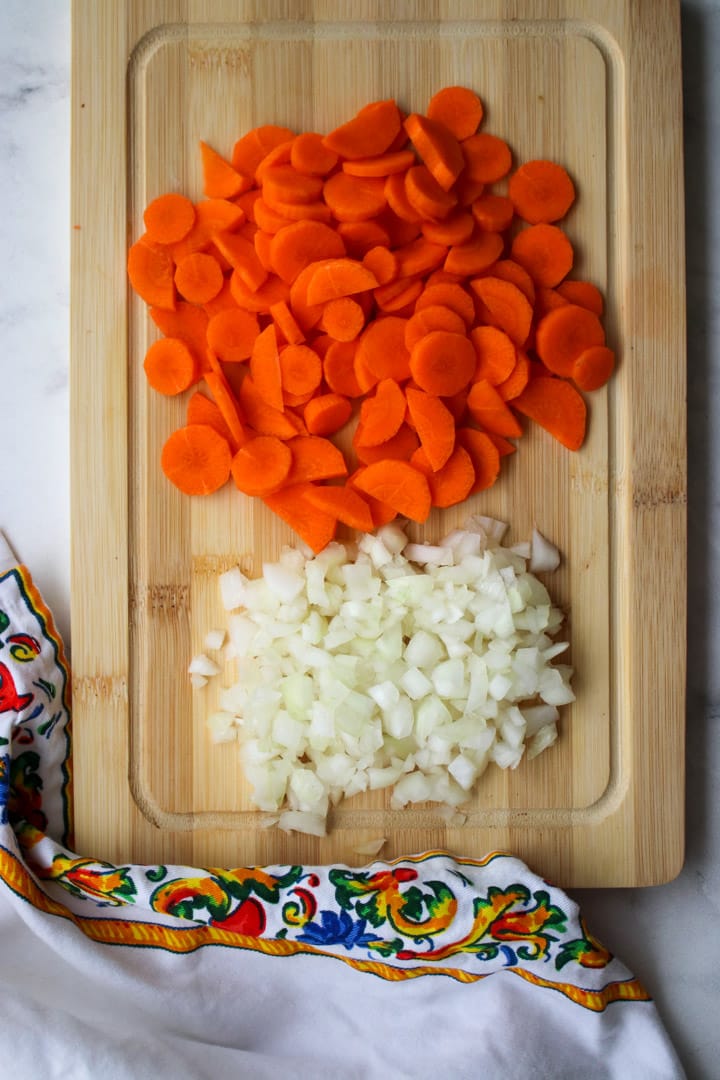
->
<box><xmin>196</xmin><ymin>520</ymin><xmax>574</xmax><ymax>832</ymax></box>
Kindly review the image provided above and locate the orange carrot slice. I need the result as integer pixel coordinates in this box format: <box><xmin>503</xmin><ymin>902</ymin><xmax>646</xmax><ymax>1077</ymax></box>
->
<box><xmin>231</xmin><ymin>435</ymin><xmax>292</xmax><ymax>496</ymax></box>
<box><xmin>512</xmin><ymin>375</ymin><xmax>587</xmax><ymax>450</ymax></box>
<box><xmin>161</xmin><ymin>424</ymin><xmax>231</xmax><ymax>495</ymax></box>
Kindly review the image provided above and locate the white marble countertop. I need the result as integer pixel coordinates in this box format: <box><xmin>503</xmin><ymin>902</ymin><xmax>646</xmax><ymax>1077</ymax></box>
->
<box><xmin>1</xmin><ymin>3</ymin><xmax>717</xmax><ymax>1076</ymax></box>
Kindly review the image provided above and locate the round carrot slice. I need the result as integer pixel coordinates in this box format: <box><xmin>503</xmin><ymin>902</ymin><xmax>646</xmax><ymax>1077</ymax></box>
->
<box><xmin>508</xmin><ymin>160</ymin><xmax>576</xmax><ymax>224</ymax></box>
<box><xmin>409</xmin><ymin>330</ymin><xmax>476</xmax><ymax>396</ymax></box>
<box><xmin>143</xmin><ymin>193</ymin><xmax>196</xmax><ymax>244</ymax></box>
<box><xmin>161</xmin><ymin>424</ymin><xmax>231</xmax><ymax>495</ymax></box>
<box><xmin>174</xmin><ymin>252</ymin><xmax>224</xmax><ymax>304</ymax></box>
<box><xmin>143</xmin><ymin>337</ymin><xmax>197</xmax><ymax>395</ymax></box>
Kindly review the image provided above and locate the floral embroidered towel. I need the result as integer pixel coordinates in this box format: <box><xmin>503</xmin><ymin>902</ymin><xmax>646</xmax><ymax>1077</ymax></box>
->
<box><xmin>0</xmin><ymin>533</ymin><xmax>685</xmax><ymax>1079</ymax></box>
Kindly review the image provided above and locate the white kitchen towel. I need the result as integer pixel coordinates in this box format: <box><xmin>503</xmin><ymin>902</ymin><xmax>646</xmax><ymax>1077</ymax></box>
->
<box><xmin>0</xmin><ymin>535</ymin><xmax>685</xmax><ymax>1079</ymax></box>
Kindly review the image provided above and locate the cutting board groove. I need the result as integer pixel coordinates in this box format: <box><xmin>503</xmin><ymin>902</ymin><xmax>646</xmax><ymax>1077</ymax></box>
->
<box><xmin>70</xmin><ymin>0</ymin><xmax>685</xmax><ymax>885</ymax></box>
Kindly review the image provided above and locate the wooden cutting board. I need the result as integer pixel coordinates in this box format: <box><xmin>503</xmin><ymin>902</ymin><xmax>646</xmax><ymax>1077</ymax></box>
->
<box><xmin>70</xmin><ymin>0</ymin><xmax>686</xmax><ymax>886</ymax></box>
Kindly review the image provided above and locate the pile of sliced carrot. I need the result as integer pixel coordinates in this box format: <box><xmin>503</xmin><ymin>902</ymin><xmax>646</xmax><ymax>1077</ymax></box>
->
<box><xmin>128</xmin><ymin>86</ymin><xmax>616</xmax><ymax>552</ymax></box>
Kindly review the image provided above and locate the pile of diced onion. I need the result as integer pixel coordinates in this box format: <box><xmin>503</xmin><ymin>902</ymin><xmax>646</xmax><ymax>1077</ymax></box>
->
<box><xmin>189</xmin><ymin>518</ymin><xmax>574</xmax><ymax>837</ymax></box>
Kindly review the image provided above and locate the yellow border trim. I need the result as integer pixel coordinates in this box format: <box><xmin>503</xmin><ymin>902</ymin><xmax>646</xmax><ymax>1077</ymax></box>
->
<box><xmin>0</xmin><ymin>846</ymin><xmax>650</xmax><ymax>1009</ymax></box>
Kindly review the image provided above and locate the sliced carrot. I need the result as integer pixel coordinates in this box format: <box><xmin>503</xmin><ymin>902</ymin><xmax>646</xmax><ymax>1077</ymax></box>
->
<box><xmin>270</xmin><ymin>300</ymin><xmax>304</xmax><ymax>345</ymax></box>
<box><xmin>143</xmin><ymin>337</ymin><xmax>197</xmax><ymax>395</ymax></box>
<box><xmin>480</xmin><ymin>259</ymin><xmax>536</xmax><ymax>304</ymax></box>
<box><xmin>405</xmin><ymin>387</ymin><xmax>456</xmax><ymax>470</ymax></box>
<box><xmin>306</xmin><ymin>258</ymin><xmax>378</xmax><ymax>305</ymax></box>
<box><xmin>461</xmin><ymin>133</ymin><xmax>512</xmax><ymax>183</ymax></box>
<box><xmin>535</xmin><ymin>287</ymin><xmax>570</xmax><ymax>317</ymax></box>
<box><xmin>232</xmin><ymin>124</ymin><xmax>296</xmax><ymax>179</ymax></box>
<box><xmin>304</xmin><ymin>485</ymin><xmax>374</xmax><ymax>532</ymax></box>
<box><xmin>263</xmin><ymin>483</ymin><xmax>336</xmax><ymax>553</ymax></box>
<box><xmin>353</xmin><ymin>460</ymin><xmax>431</xmax><ymax>523</ymax></box>
<box><xmin>456</xmin><ymin>428</ymin><xmax>502</xmax><ymax>492</ymax></box>
<box><xmin>355</xmin><ymin>316</ymin><xmax>411</xmax><ymax>382</ymax></box>
<box><xmin>161</xmin><ymin>424</ymin><xmax>232</xmax><ymax>496</ymax></box>
<box><xmin>212</xmin><ymin>231</ymin><xmax>268</xmax><ymax>292</ymax></box>
<box><xmin>485</xmin><ymin>432</ymin><xmax>517</xmax><ymax>457</ymax></box>
<box><xmin>409</xmin><ymin>330</ymin><xmax>476</xmax><ymax>396</ymax></box>
<box><xmin>199</xmin><ymin>141</ymin><xmax>249</xmax><ymax>199</ymax></box>
<box><xmin>362</xmin><ymin>245</ymin><xmax>399</xmax><ymax>285</ymax></box>
<box><xmin>253</xmin><ymin>229</ymin><xmax>275</xmax><ymax>273</ymax></box>
<box><xmin>128</xmin><ymin>239</ymin><xmax>175</xmax><ymax>310</ymax></box>
<box><xmin>263</xmin><ymin>165</ymin><xmax>324</xmax><ymax>206</ymax></box>
<box><xmin>471</xmin><ymin>276</ymin><xmax>534</xmax><ymax>346</ymax></box>
<box><xmin>202</xmin><ymin>274</ymin><xmax>239</xmax><ymax>315</ymax></box>
<box><xmin>496</xmin><ymin>350</ymin><xmax>531</xmax><ymax>401</ymax></box>
<box><xmin>355</xmin><ymin>378</ymin><xmax>406</xmax><ymax>447</ymax></box>
<box><xmin>174</xmin><ymin>252</ymin><xmax>224</xmax><ymax>304</ymax></box>
<box><xmin>510</xmin><ymin>224</ymin><xmax>574</xmax><ymax>287</ymax></box>
<box><xmin>470</xmin><ymin>325</ymin><xmax>517</xmax><ymax>385</ymax></box>
<box><xmin>374</xmin><ymin>277</ymin><xmax>423</xmax><ymax>314</ymax></box>
<box><xmin>278</xmin><ymin>344</ymin><xmax>323</xmax><ymax>396</ymax></box>
<box><xmin>187</xmin><ymin>390</ymin><xmax>235</xmax><ymax>448</ymax></box>
<box><xmin>343</xmin><ymin>150</ymin><xmax>415</xmax><ymax>178</ymax></box>
<box><xmin>143</xmin><ymin>194</ymin><xmax>196</xmax><ymax>245</ymax></box>
<box><xmin>321</xmin><ymin>297</ymin><xmax>365</xmax><ymax>342</ymax></box>
<box><xmin>249</xmin><ymin>324</ymin><xmax>283</xmax><ymax>411</ymax></box>
<box><xmin>405</xmin><ymin>165</ymin><xmax>457</xmax><ymax>220</ymax></box>
<box><xmin>290</xmin><ymin>132</ymin><xmax>339</xmax><ymax>176</ymax></box>
<box><xmin>303</xmin><ymin>393</ymin><xmax>353</xmax><ymax>436</ymax></box>
<box><xmin>508</xmin><ymin>160</ymin><xmax>576</xmax><ymax>224</ymax></box>
<box><xmin>254</xmin><ymin>140</ymin><xmax>294</xmax><ymax>185</ymax></box>
<box><xmin>512</xmin><ymin>375</ymin><xmax>586</xmax><ymax>450</ymax></box>
<box><xmin>354</xmin><ymin>423</ymin><xmax>419</xmax><ymax>466</ymax></box>
<box><xmin>556</xmin><ymin>279</ymin><xmax>604</xmax><ymax>316</ymax></box>
<box><xmin>404</xmin><ymin>113</ymin><xmax>464</xmax><ymax>191</ymax></box>
<box><xmin>467</xmin><ymin>379</ymin><xmax>524</xmax><ymax>438</ymax></box>
<box><xmin>471</xmin><ymin>193</ymin><xmax>514</xmax><ymax>233</ymax></box>
<box><xmin>253</xmin><ymin>197</ymin><xmax>295</xmax><ymax>234</ymax></box>
<box><xmin>234</xmin><ymin>189</ymin><xmax>262</xmax><ymax>223</ymax></box>
<box><xmin>231</xmin><ymin>435</ymin><xmax>292</xmax><ymax>496</ymax></box>
<box><xmin>337</xmin><ymin>220</ymin><xmax>391</xmax><ymax>258</ymax></box>
<box><xmin>269</xmin><ymin>220</ymin><xmax>346</xmax><ymax>284</ymax></box>
<box><xmin>286</xmin><ymin>435</ymin><xmax>348</xmax><ymax>484</ymax></box>
<box><xmin>535</xmin><ymin>303</ymin><xmax>605</xmax><ymax>376</ymax></box>
<box><xmin>572</xmin><ymin>345</ymin><xmax>615</xmax><ymax>391</ymax></box>
<box><xmin>395</xmin><ymin>237</ymin><xmax>448</xmax><ymax>278</ymax></box>
<box><xmin>169</xmin><ymin>199</ymin><xmax>245</xmax><ymax>261</ymax></box>
<box><xmin>238</xmin><ymin>376</ymin><xmax>298</xmax><ymax>440</ymax></box>
<box><xmin>283</xmin><ymin>387</ymin><xmax>315</xmax><ymax>409</ymax></box>
<box><xmin>444</xmin><ymin>232</ymin><xmax>504</xmax><ymax>276</ymax></box>
<box><xmin>354</xmin><ymin>346</ymin><xmax>381</xmax><ymax>394</ymax></box>
<box><xmin>415</xmin><ymin>282</ymin><xmax>475</xmax><ymax>326</ymax></box>
<box><xmin>384</xmin><ymin>172</ymin><xmax>423</xmax><ymax>224</ymax></box>
<box><xmin>453</xmin><ymin>174</ymin><xmax>486</xmax><ymax>208</ymax></box>
<box><xmin>405</xmin><ymin>305</ymin><xmax>467</xmax><ymax>350</ymax></box>
<box><xmin>206</xmin><ymin>307</ymin><xmax>259</xmax><ymax>363</ymax></box>
<box><xmin>412</xmin><ymin>444</ymin><xmax>475</xmax><ymax>508</ymax></box>
<box><xmin>421</xmin><ymin>211</ymin><xmax>475</xmax><ymax>246</ymax></box>
<box><xmin>230</xmin><ymin>271</ymin><xmax>291</xmax><ymax>313</ymax></box>
<box><xmin>323</xmin><ymin>99</ymin><xmax>402</xmax><ymax>160</ymax></box>
<box><xmin>323</xmin><ymin>340</ymin><xmax>364</xmax><ymax>397</ymax></box>
<box><xmin>288</xmin><ymin>261</ymin><xmax>327</xmax><ymax>331</ymax></box>
<box><xmin>261</xmin><ymin>192</ymin><xmax>333</xmax><ymax>223</ymax></box>
<box><xmin>323</xmin><ymin>172</ymin><xmax>388</xmax><ymax>222</ymax></box>
<box><xmin>427</xmin><ymin>86</ymin><xmax>484</xmax><ymax>141</ymax></box>
<box><xmin>203</xmin><ymin>368</ymin><xmax>248</xmax><ymax>448</ymax></box>
<box><xmin>150</xmin><ymin>303</ymin><xmax>209</xmax><ymax>368</ymax></box>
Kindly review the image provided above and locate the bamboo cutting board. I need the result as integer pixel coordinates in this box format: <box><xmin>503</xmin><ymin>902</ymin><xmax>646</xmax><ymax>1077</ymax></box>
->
<box><xmin>70</xmin><ymin>0</ymin><xmax>686</xmax><ymax>886</ymax></box>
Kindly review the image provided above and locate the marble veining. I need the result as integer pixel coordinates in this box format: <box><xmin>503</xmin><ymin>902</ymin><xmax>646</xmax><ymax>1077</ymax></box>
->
<box><xmin>0</xmin><ymin>3</ymin><xmax>718</xmax><ymax>1077</ymax></box>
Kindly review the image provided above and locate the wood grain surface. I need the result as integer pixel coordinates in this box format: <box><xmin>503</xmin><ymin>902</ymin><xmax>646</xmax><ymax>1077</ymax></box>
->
<box><xmin>70</xmin><ymin>0</ymin><xmax>686</xmax><ymax>885</ymax></box>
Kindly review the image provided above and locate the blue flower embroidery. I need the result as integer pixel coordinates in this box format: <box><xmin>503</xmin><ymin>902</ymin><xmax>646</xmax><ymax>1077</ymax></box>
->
<box><xmin>298</xmin><ymin>909</ymin><xmax>381</xmax><ymax>950</ymax></box>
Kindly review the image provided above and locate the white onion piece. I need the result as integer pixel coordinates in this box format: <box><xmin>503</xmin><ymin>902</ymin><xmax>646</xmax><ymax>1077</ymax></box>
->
<box><xmin>190</xmin><ymin>673</ymin><xmax>208</xmax><ymax>689</ymax></box>
<box><xmin>204</xmin><ymin>629</ymin><xmax>225</xmax><ymax>651</ymax></box>
<box><xmin>199</xmin><ymin>519</ymin><xmax>573</xmax><ymax>832</ymax></box>
<box><xmin>530</xmin><ymin>527</ymin><xmax>561</xmax><ymax>573</ymax></box>
<box><xmin>188</xmin><ymin>653</ymin><xmax>221</xmax><ymax>677</ymax></box>
<box><xmin>278</xmin><ymin>810</ymin><xmax>327</xmax><ymax>837</ymax></box>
